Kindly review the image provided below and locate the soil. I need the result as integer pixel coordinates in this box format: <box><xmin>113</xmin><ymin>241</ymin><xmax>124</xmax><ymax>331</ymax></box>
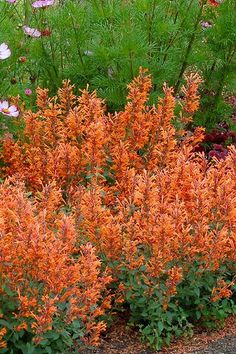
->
<box><xmin>80</xmin><ymin>315</ymin><xmax>236</xmax><ymax>354</ymax></box>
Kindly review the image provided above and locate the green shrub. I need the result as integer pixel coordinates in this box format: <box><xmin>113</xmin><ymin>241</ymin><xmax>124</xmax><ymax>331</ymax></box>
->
<box><xmin>120</xmin><ymin>262</ymin><xmax>236</xmax><ymax>351</ymax></box>
<box><xmin>0</xmin><ymin>0</ymin><xmax>235</xmax><ymax>126</ymax></box>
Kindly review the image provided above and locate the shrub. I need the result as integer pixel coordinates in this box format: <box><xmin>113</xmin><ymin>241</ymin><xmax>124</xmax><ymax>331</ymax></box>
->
<box><xmin>0</xmin><ymin>0</ymin><xmax>235</xmax><ymax>126</ymax></box>
<box><xmin>121</xmin><ymin>262</ymin><xmax>236</xmax><ymax>350</ymax></box>
<box><xmin>1</xmin><ymin>69</ymin><xmax>203</xmax><ymax>191</ymax></box>
<box><xmin>1</xmin><ymin>69</ymin><xmax>236</xmax><ymax>350</ymax></box>
<box><xmin>0</xmin><ymin>180</ymin><xmax>111</xmax><ymax>352</ymax></box>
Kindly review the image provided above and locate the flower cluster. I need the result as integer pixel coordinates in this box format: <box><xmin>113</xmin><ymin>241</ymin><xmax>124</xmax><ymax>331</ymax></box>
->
<box><xmin>208</xmin><ymin>143</ymin><xmax>228</xmax><ymax>159</ymax></box>
<box><xmin>0</xmin><ymin>181</ymin><xmax>111</xmax><ymax>348</ymax></box>
<box><xmin>193</xmin><ymin>121</ymin><xmax>236</xmax><ymax>160</ymax></box>
<box><xmin>1</xmin><ymin>70</ymin><xmax>235</xmax><ymax>351</ymax></box>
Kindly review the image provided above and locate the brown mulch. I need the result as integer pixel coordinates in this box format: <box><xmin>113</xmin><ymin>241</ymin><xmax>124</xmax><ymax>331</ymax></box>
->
<box><xmin>80</xmin><ymin>315</ymin><xmax>236</xmax><ymax>354</ymax></box>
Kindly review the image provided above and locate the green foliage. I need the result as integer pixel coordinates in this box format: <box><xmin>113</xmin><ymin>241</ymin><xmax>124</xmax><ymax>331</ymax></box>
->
<box><xmin>0</xmin><ymin>286</ymin><xmax>85</xmax><ymax>354</ymax></box>
<box><xmin>176</xmin><ymin>262</ymin><xmax>236</xmax><ymax>328</ymax></box>
<box><xmin>120</xmin><ymin>268</ymin><xmax>193</xmax><ymax>350</ymax></box>
<box><xmin>120</xmin><ymin>262</ymin><xmax>236</xmax><ymax>351</ymax></box>
<box><xmin>0</xmin><ymin>0</ymin><xmax>235</xmax><ymax>126</ymax></box>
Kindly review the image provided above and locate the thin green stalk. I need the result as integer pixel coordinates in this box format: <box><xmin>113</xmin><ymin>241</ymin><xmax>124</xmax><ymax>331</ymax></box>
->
<box><xmin>147</xmin><ymin>0</ymin><xmax>158</xmax><ymax>46</ymax></box>
<box><xmin>173</xmin><ymin>0</ymin><xmax>186</xmax><ymax>24</ymax></box>
<box><xmin>70</xmin><ymin>14</ymin><xmax>85</xmax><ymax>68</ymax></box>
<box><xmin>213</xmin><ymin>45</ymin><xmax>236</xmax><ymax>105</ymax></box>
<box><xmin>205</xmin><ymin>59</ymin><xmax>217</xmax><ymax>87</ymax></box>
<box><xmin>92</xmin><ymin>0</ymin><xmax>105</xmax><ymax>17</ymax></box>
<box><xmin>129</xmin><ymin>50</ymin><xmax>134</xmax><ymax>79</ymax></box>
<box><xmin>213</xmin><ymin>65</ymin><xmax>227</xmax><ymax>106</ymax></box>
<box><xmin>162</xmin><ymin>0</ymin><xmax>195</xmax><ymax>65</ymax></box>
<box><xmin>174</xmin><ymin>0</ymin><xmax>207</xmax><ymax>94</ymax></box>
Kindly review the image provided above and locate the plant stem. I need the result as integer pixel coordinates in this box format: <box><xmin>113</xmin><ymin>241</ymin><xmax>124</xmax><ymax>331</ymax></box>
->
<box><xmin>213</xmin><ymin>45</ymin><xmax>236</xmax><ymax>105</ymax></box>
<box><xmin>129</xmin><ymin>51</ymin><xmax>134</xmax><ymax>79</ymax></box>
<box><xmin>204</xmin><ymin>59</ymin><xmax>217</xmax><ymax>88</ymax></box>
<box><xmin>174</xmin><ymin>0</ymin><xmax>206</xmax><ymax>94</ymax></box>
<box><xmin>162</xmin><ymin>0</ymin><xmax>195</xmax><ymax>65</ymax></box>
<box><xmin>70</xmin><ymin>14</ymin><xmax>85</xmax><ymax>68</ymax></box>
<box><xmin>147</xmin><ymin>0</ymin><xmax>157</xmax><ymax>46</ymax></box>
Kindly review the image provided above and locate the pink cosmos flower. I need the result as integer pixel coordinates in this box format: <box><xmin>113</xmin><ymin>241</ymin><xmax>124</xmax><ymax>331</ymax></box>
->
<box><xmin>32</xmin><ymin>0</ymin><xmax>54</xmax><ymax>8</ymax></box>
<box><xmin>200</xmin><ymin>21</ymin><xmax>213</xmax><ymax>29</ymax></box>
<box><xmin>0</xmin><ymin>43</ymin><xmax>11</xmax><ymax>60</ymax></box>
<box><xmin>7</xmin><ymin>0</ymin><xmax>17</xmax><ymax>3</ymax></box>
<box><xmin>0</xmin><ymin>101</ymin><xmax>19</xmax><ymax>117</ymax></box>
<box><xmin>23</xmin><ymin>26</ymin><xmax>41</xmax><ymax>38</ymax></box>
<box><xmin>24</xmin><ymin>89</ymin><xmax>32</xmax><ymax>96</ymax></box>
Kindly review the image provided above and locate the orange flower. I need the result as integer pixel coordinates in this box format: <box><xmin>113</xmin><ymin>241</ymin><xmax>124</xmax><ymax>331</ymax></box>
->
<box><xmin>0</xmin><ymin>328</ymin><xmax>7</xmax><ymax>349</ymax></box>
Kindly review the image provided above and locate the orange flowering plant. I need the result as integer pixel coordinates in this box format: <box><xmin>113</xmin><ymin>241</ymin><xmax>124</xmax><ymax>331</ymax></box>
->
<box><xmin>0</xmin><ymin>179</ymin><xmax>112</xmax><ymax>352</ymax></box>
<box><xmin>0</xmin><ymin>69</ymin><xmax>236</xmax><ymax>350</ymax></box>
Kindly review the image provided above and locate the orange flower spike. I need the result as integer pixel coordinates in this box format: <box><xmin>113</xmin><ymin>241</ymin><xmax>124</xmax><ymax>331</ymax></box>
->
<box><xmin>43</xmin><ymin>107</ymin><xmax>64</xmax><ymax>146</ymax></box>
<box><xmin>47</xmin><ymin>143</ymin><xmax>82</xmax><ymax>187</ymax></box>
<box><xmin>24</xmin><ymin>111</ymin><xmax>45</xmax><ymax>147</ymax></box>
<box><xmin>1</xmin><ymin>133</ymin><xmax>26</xmax><ymax>176</ymax></box>
<box><xmin>65</xmin><ymin>106</ymin><xmax>84</xmax><ymax>141</ymax></box>
<box><xmin>77</xmin><ymin>89</ymin><xmax>106</xmax><ymax>126</ymax></box>
<box><xmin>211</xmin><ymin>278</ymin><xmax>234</xmax><ymax>302</ymax></box>
<box><xmin>165</xmin><ymin>266</ymin><xmax>183</xmax><ymax>296</ymax></box>
<box><xmin>82</xmin><ymin>118</ymin><xmax>108</xmax><ymax>180</ymax></box>
<box><xmin>155</xmin><ymin>84</ymin><xmax>176</xmax><ymax>130</ymax></box>
<box><xmin>180</xmin><ymin>72</ymin><xmax>203</xmax><ymax>124</ymax></box>
<box><xmin>35</xmin><ymin>182</ymin><xmax>63</xmax><ymax>221</ymax></box>
<box><xmin>146</xmin><ymin>83</ymin><xmax>178</xmax><ymax>170</ymax></box>
<box><xmin>31</xmin><ymin>296</ymin><xmax>58</xmax><ymax>336</ymax></box>
<box><xmin>127</xmin><ymin>67</ymin><xmax>152</xmax><ymax>108</ymax></box>
<box><xmin>181</xmin><ymin>126</ymin><xmax>205</xmax><ymax>153</ymax></box>
<box><xmin>36</xmin><ymin>87</ymin><xmax>50</xmax><ymax>110</ymax></box>
<box><xmin>110</xmin><ymin>67</ymin><xmax>152</xmax><ymax>153</ymax></box>
<box><xmin>58</xmin><ymin>80</ymin><xmax>76</xmax><ymax>113</ymax></box>
<box><xmin>0</xmin><ymin>327</ymin><xmax>7</xmax><ymax>349</ymax></box>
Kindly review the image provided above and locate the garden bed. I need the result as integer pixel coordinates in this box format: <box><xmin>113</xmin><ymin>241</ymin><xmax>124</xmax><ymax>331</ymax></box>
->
<box><xmin>81</xmin><ymin>315</ymin><xmax>236</xmax><ymax>354</ymax></box>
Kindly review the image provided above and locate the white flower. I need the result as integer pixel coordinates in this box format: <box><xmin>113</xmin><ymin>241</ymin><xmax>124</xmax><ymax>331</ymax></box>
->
<box><xmin>0</xmin><ymin>43</ymin><xmax>11</xmax><ymax>60</ymax></box>
<box><xmin>0</xmin><ymin>100</ymin><xmax>19</xmax><ymax>117</ymax></box>
<box><xmin>23</xmin><ymin>26</ymin><xmax>41</xmax><ymax>38</ymax></box>
<box><xmin>84</xmin><ymin>50</ymin><xmax>93</xmax><ymax>56</ymax></box>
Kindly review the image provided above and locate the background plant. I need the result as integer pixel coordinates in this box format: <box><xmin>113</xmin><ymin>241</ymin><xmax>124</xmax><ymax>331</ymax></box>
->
<box><xmin>0</xmin><ymin>0</ymin><xmax>235</xmax><ymax>128</ymax></box>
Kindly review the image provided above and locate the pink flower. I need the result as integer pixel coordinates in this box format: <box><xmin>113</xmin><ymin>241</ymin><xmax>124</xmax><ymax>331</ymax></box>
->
<box><xmin>0</xmin><ymin>101</ymin><xmax>19</xmax><ymax>117</ymax></box>
<box><xmin>32</xmin><ymin>0</ymin><xmax>54</xmax><ymax>8</ymax></box>
<box><xmin>0</xmin><ymin>43</ymin><xmax>11</xmax><ymax>60</ymax></box>
<box><xmin>24</xmin><ymin>89</ymin><xmax>32</xmax><ymax>96</ymax></box>
<box><xmin>7</xmin><ymin>0</ymin><xmax>16</xmax><ymax>3</ymax></box>
<box><xmin>23</xmin><ymin>26</ymin><xmax>41</xmax><ymax>38</ymax></box>
<box><xmin>200</xmin><ymin>21</ymin><xmax>213</xmax><ymax>29</ymax></box>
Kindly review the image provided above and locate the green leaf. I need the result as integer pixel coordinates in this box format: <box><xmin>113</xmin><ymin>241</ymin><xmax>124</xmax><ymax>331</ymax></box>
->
<box><xmin>157</xmin><ymin>321</ymin><xmax>164</xmax><ymax>334</ymax></box>
<box><xmin>195</xmin><ymin>310</ymin><xmax>201</xmax><ymax>320</ymax></box>
<box><xmin>0</xmin><ymin>319</ymin><xmax>13</xmax><ymax>330</ymax></box>
<box><xmin>45</xmin><ymin>347</ymin><xmax>52</xmax><ymax>354</ymax></box>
